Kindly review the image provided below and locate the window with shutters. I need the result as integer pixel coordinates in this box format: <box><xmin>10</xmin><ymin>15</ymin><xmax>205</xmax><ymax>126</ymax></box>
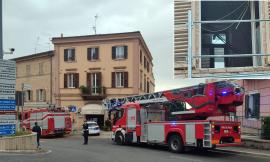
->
<box><xmin>87</xmin><ymin>47</ymin><xmax>99</xmax><ymax>61</ymax></box>
<box><xmin>144</xmin><ymin>75</ymin><xmax>146</xmax><ymax>92</ymax></box>
<box><xmin>112</xmin><ymin>46</ymin><xmax>128</xmax><ymax>60</ymax></box>
<box><xmin>39</xmin><ymin>62</ymin><xmax>44</xmax><ymax>75</ymax></box>
<box><xmin>144</xmin><ymin>56</ymin><xmax>147</xmax><ymax>69</ymax></box>
<box><xmin>37</xmin><ymin>89</ymin><xmax>45</xmax><ymax>101</ymax></box>
<box><xmin>140</xmin><ymin>50</ymin><xmax>142</xmax><ymax>64</ymax></box>
<box><xmin>245</xmin><ymin>93</ymin><xmax>260</xmax><ymax>119</ymax></box>
<box><xmin>146</xmin><ymin>61</ymin><xmax>149</xmax><ymax>72</ymax></box>
<box><xmin>64</xmin><ymin>48</ymin><xmax>75</xmax><ymax>62</ymax></box>
<box><xmin>26</xmin><ymin>65</ymin><xmax>31</xmax><ymax>76</ymax></box>
<box><xmin>112</xmin><ymin>72</ymin><xmax>128</xmax><ymax>88</ymax></box>
<box><xmin>89</xmin><ymin>73</ymin><xmax>101</xmax><ymax>94</ymax></box>
<box><xmin>147</xmin><ymin>80</ymin><xmax>150</xmax><ymax>93</ymax></box>
<box><xmin>140</xmin><ymin>70</ymin><xmax>143</xmax><ymax>90</ymax></box>
<box><xmin>24</xmin><ymin>90</ymin><xmax>32</xmax><ymax>102</ymax></box>
<box><xmin>65</xmin><ymin>73</ymin><xmax>79</xmax><ymax>88</ymax></box>
<box><xmin>115</xmin><ymin>72</ymin><xmax>124</xmax><ymax>88</ymax></box>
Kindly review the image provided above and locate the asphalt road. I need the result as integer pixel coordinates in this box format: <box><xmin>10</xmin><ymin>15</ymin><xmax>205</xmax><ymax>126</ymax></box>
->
<box><xmin>0</xmin><ymin>133</ymin><xmax>269</xmax><ymax>162</ymax></box>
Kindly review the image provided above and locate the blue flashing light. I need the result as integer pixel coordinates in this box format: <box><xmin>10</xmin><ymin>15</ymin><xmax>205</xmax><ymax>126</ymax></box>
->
<box><xmin>171</xmin><ymin>122</ymin><xmax>177</xmax><ymax>126</ymax></box>
<box><xmin>222</xmin><ymin>91</ymin><xmax>228</xmax><ymax>95</ymax></box>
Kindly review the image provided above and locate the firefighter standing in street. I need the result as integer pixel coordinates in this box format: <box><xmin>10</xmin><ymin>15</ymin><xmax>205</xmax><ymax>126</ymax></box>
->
<box><xmin>32</xmin><ymin>122</ymin><xmax>42</xmax><ymax>149</ymax></box>
<box><xmin>82</xmin><ymin>121</ymin><xmax>89</xmax><ymax>145</ymax></box>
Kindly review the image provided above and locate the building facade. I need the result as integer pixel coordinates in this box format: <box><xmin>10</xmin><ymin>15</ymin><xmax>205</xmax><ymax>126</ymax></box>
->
<box><xmin>14</xmin><ymin>51</ymin><xmax>54</xmax><ymax>108</ymax></box>
<box><xmin>174</xmin><ymin>0</ymin><xmax>270</xmax><ymax>78</ymax></box>
<box><xmin>51</xmin><ymin>31</ymin><xmax>155</xmax><ymax>126</ymax></box>
<box><xmin>235</xmin><ymin>79</ymin><xmax>270</xmax><ymax>135</ymax></box>
<box><xmin>13</xmin><ymin>32</ymin><xmax>155</xmax><ymax>127</ymax></box>
<box><xmin>52</xmin><ymin>32</ymin><xmax>154</xmax><ymax>107</ymax></box>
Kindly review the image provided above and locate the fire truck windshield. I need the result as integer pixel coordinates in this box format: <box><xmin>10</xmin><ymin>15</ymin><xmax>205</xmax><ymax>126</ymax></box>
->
<box><xmin>110</xmin><ymin>108</ymin><xmax>124</xmax><ymax>125</ymax></box>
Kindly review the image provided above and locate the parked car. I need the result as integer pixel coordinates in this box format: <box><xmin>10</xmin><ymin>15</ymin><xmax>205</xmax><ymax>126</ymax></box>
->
<box><xmin>86</xmin><ymin>121</ymin><xmax>100</xmax><ymax>136</ymax></box>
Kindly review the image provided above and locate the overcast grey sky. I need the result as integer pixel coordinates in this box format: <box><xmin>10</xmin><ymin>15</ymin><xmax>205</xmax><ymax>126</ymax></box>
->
<box><xmin>3</xmin><ymin>0</ymin><xmax>204</xmax><ymax>91</ymax></box>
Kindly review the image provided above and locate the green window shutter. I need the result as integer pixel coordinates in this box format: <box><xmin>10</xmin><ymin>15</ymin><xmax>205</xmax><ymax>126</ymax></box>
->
<box><xmin>124</xmin><ymin>72</ymin><xmax>128</xmax><ymax>88</ymax></box>
<box><xmin>87</xmin><ymin>48</ymin><xmax>91</xmax><ymax>60</ymax></box>
<box><xmin>71</xmin><ymin>49</ymin><xmax>75</xmax><ymax>61</ymax></box>
<box><xmin>111</xmin><ymin>72</ymin><xmax>116</xmax><ymax>88</ymax></box>
<box><xmin>245</xmin><ymin>95</ymin><xmax>249</xmax><ymax>118</ymax></box>
<box><xmin>124</xmin><ymin>46</ymin><xmax>128</xmax><ymax>59</ymax></box>
<box><xmin>112</xmin><ymin>47</ymin><xmax>116</xmax><ymax>59</ymax></box>
<box><xmin>254</xmin><ymin>93</ymin><xmax>260</xmax><ymax>119</ymax></box>
<box><xmin>43</xmin><ymin>90</ymin><xmax>46</xmax><ymax>102</ymax></box>
<box><xmin>64</xmin><ymin>49</ymin><xmax>68</xmax><ymax>61</ymax></box>
<box><xmin>95</xmin><ymin>48</ymin><xmax>99</xmax><ymax>60</ymax></box>
<box><xmin>64</xmin><ymin>74</ymin><xmax>67</xmax><ymax>88</ymax></box>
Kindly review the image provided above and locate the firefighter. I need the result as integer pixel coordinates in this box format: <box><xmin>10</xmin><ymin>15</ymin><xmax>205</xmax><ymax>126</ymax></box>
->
<box><xmin>82</xmin><ymin>121</ymin><xmax>89</xmax><ymax>145</ymax></box>
<box><xmin>32</xmin><ymin>122</ymin><xmax>42</xmax><ymax>149</ymax></box>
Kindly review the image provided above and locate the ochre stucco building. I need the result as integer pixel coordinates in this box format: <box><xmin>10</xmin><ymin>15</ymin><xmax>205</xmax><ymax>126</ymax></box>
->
<box><xmin>14</xmin><ymin>31</ymin><xmax>155</xmax><ymax>127</ymax></box>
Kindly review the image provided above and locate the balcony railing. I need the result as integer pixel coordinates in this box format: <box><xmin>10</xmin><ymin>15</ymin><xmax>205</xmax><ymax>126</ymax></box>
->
<box><xmin>80</xmin><ymin>86</ymin><xmax>106</xmax><ymax>100</ymax></box>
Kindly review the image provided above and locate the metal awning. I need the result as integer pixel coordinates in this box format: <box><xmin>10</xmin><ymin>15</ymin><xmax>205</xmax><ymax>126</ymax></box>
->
<box><xmin>80</xmin><ymin>104</ymin><xmax>105</xmax><ymax>115</ymax></box>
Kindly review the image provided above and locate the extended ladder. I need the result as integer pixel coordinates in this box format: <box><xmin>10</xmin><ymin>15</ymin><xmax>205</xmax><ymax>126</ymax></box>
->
<box><xmin>103</xmin><ymin>83</ymin><xmax>205</xmax><ymax>110</ymax></box>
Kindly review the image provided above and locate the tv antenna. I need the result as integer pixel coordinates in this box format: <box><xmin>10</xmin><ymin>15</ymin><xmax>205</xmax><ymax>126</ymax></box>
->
<box><xmin>34</xmin><ymin>36</ymin><xmax>40</xmax><ymax>54</ymax></box>
<box><xmin>92</xmin><ymin>14</ymin><xmax>99</xmax><ymax>35</ymax></box>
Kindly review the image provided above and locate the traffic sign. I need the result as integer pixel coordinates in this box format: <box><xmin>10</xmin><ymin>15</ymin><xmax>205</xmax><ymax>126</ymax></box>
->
<box><xmin>0</xmin><ymin>124</ymin><xmax>15</xmax><ymax>130</ymax></box>
<box><xmin>69</xmin><ymin>106</ymin><xmax>77</xmax><ymax>112</ymax></box>
<box><xmin>0</xmin><ymin>129</ymin><xmax>15</xmax><ymax>136</ymax></box>
<box><xmin>0</xmin><ymin>114</ymin><xmax>16</xmax><ymax>125</ymax></box>
<box><xmin>0</xmin><ymin>105</ymin><xmax>16</xmax><ymax>111</ymax></box>
<box><xmin>0</xmin><ymin>60</ymin><xmax>16</xmax><ymax>136</ymax></box>
<box><xmin>0</xmin><ymin>99</ymin><xmax>15</xmax><ymax>105</ymax></box>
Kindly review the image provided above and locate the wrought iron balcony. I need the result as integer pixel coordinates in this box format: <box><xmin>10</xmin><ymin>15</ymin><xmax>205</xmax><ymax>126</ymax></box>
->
<box><xmin>80</xmin><ymin>86</ymin><xmax>106</xmax><ymax>100</ymax></box>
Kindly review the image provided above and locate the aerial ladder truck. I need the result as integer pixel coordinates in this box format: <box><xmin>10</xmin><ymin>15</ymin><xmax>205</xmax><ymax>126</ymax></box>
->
<box><xmin>103</xmin><ymin>81</ymin><xmax>244</xmax><ymax>153</ymax></box>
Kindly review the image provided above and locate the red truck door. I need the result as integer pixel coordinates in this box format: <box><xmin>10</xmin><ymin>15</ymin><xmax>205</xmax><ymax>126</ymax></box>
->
<box><xmin>140</xmin><ymin>108</ymin><xmax>147</xmax><ymax>142</ymax></box>
<box><xmin>126</xmin><ymin>107</ymin><xmax>137</xmax><ymax>142</ymax></box>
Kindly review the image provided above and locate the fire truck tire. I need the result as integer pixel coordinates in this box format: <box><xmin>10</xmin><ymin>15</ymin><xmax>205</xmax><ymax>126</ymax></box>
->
<box><xmin>115</xmin><ymin>132</ymin><xmax>125</xmax><ymax>145</ymax></box>
<box><xmin>168</xmin><ymin>135</ymin><xmax>184</xmax><ymax>153</ymax></box>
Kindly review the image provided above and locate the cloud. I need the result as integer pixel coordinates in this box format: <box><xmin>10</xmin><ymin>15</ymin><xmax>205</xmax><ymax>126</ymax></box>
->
<box><xmin>3</xmin><ymin>0</ymin><xmax>204</xmax><ymax>91</ymax></box>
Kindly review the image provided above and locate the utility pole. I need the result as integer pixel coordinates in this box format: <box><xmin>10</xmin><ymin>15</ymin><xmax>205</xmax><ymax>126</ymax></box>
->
<box><xmin>0</xmin><ymin>0</ymin><xmax>3</xmax><ymax>60</ymax></box>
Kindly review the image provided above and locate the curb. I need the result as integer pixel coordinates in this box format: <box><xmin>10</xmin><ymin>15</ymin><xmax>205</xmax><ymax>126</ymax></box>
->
<box><xmin>215</xmin><ymin>148</ymin><xmax>270</xmax><ymax>158</ymax></box>
<box><xmin>0</xmin><ymin>149</ymin><xmax>50</xmax><ymax>154</ymax></box>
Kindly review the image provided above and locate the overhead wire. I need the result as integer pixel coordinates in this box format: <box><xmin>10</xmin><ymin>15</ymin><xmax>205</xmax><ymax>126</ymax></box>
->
<box><xmin>201</xmin><ymin>2</ymin><xmax>249</xmax><ymax>33</ymax></box>
<box><xmin>235</xmin><ymin>2</ymin><xmax>250</xmax><ymax>30</ymax></box>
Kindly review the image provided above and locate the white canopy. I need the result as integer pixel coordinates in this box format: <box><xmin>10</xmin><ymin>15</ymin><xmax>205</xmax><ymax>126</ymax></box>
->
<box><xmin>80</xmin><ymin>104</ymin><xmax>105</xmax><ymax>115</ymax></box>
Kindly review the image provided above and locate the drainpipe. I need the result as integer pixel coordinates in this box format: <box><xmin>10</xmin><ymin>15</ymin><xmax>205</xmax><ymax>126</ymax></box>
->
<box><xmin>50</xmin><ymin>54</ymin><xmax>53</xmax><ymax>104</ymax></box>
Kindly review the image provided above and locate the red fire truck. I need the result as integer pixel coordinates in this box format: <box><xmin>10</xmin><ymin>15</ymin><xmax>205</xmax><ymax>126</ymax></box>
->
<box><xmin>21</xmin><ymin>108</ymin><xmax>72</xmax><ymax>137</ymax></box>
<box><xmin>104</xmin><ymin>81</ymin><xmax>244</xmax><ymax>152</ymax></box>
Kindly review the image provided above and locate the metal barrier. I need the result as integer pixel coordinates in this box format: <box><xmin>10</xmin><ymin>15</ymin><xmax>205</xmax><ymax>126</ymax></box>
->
<box><xmin>183</xmin><ymin>10</ymin><xmax>270</xmax><ymax>78</ymax></box>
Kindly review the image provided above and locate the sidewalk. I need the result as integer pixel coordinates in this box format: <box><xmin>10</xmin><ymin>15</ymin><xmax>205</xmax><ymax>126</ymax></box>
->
<box><xmin>215</xmin><ymin>135</ymin><xmax>270</xmax><ymax>157</ymax></box>
<box><xmin>241</xmin><ymin>135</ymin><xmax>270</xmax><ymax>150</ymax></box>
<box><xmin>217</xmin><ymin>146</ymin><xmax>270</xmax><ymax>158</ymax></box>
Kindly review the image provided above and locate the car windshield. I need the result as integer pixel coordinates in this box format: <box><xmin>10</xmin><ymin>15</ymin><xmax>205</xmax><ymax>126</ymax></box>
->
<box><xmin>87</xmin><ymin>123</ymin><xmax>98</xmax><ymax>127</ymax></box>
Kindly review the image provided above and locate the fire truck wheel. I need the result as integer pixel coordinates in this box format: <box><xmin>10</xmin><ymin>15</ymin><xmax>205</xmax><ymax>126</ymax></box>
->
<box><xmin>168</xmin><ymin>135</ymin><xmax>184</xmax><ymax>153</ymax></box>
<box><xmin>115</xmin><ymin>132</ymin><xmax>125</xmax><ymax>145</ymax></box>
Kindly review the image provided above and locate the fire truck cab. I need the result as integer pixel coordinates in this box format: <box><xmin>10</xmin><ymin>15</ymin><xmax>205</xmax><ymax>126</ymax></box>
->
<box><xmin>107</xmin><ymin>81</ymin><xmax>244</xmax><ymax>152</ymax></box>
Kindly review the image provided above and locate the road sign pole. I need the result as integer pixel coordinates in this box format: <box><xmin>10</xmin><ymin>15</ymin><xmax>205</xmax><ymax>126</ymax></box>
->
<box><xmin>0</xmin><ymin>0</ymin><xmax>3</xmax><ymax>60</ymax></box>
